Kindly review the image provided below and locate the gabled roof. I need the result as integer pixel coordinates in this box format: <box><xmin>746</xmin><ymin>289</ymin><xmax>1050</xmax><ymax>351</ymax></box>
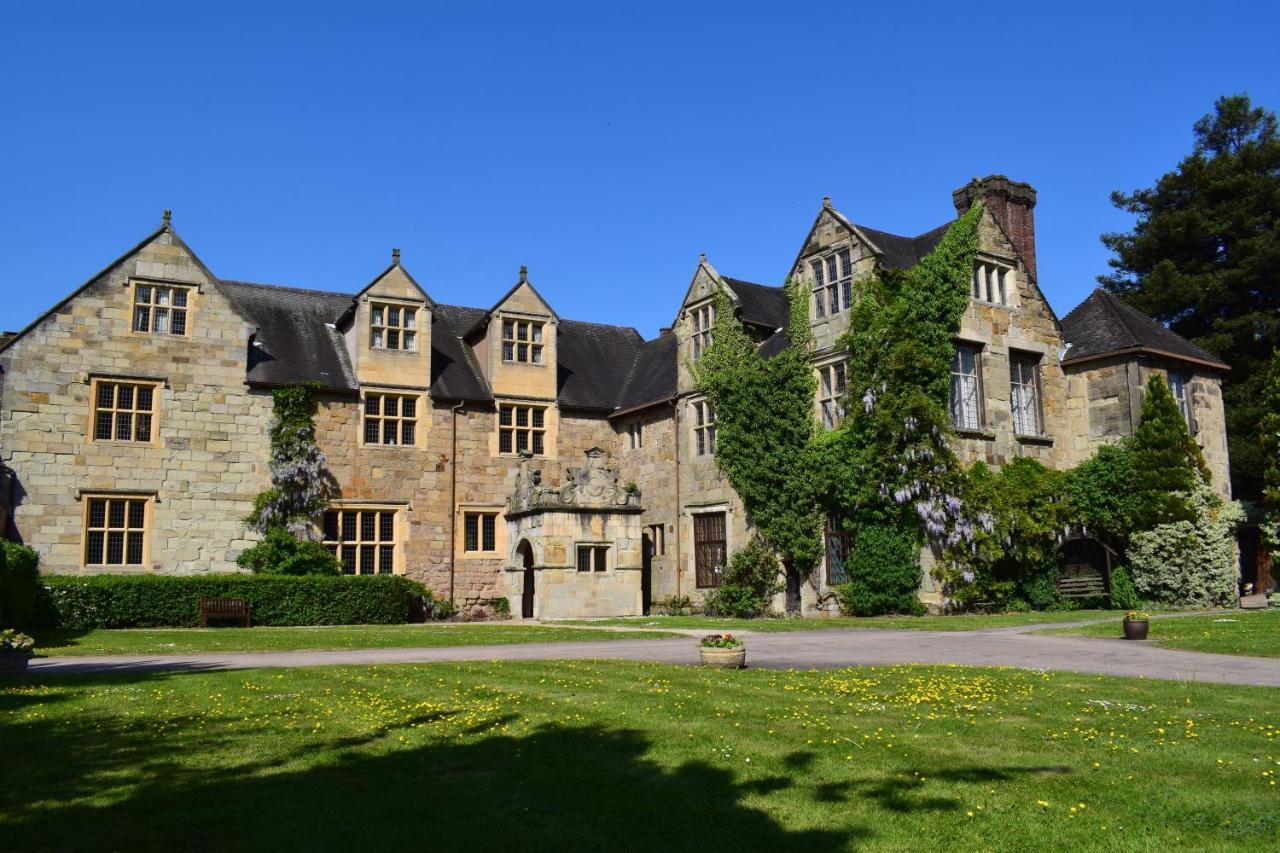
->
<box><xmin>556</xmin><ymin>320</ymin><xmax>646</xmax><ymax>411</ymax></box>
<box><xmin>217</xmin><ymin>281</ymin><xmax>359</xmax><ymax>392</ymax></box>
<box><xmin>352</xmin><ymin>253</ymin><xmax>436</xmax><ymax>306</ymax></box>
<box><xmin>1060</xmin><ymin>289</ymin><xmax>1229</xmax><ymax>371</ymax></box>
<box><xmin>614</xmin><ymin>331</ymin><xmax>678</xmax><ymax>415</ymax></box>
<box><xmin>856</xmin><ymin>221</ymin><xmax>952</xmax><ymax>270</ymax></box>
<box><xmin>722</xmin><ymin>277</ymin><xmax>788</xmax><ymax>329</ymax></box>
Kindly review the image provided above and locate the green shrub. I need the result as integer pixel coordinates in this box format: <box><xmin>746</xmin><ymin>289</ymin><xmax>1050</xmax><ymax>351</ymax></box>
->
<box><xmin>428</xmin><ymin>597</ymin><xmax>457</xmax><ymax>621</ymax></box>
<box><xmin>834</xmin><ymin>525</ymin><xmax>924</xmax><ymax>616</ymax></box>
<box><xmin>702</xmin><ymin>538</ymin><xmax>783</xmax><ymax>619</ymax></box>
<box><xmin>37</xmin><ymin>574</ymin><xmax>430</xmax><ymax>629</ymax></box>
<box><xmin>1127</xmin><ymin>479</ymin><xmax>1243</xmax><ymax>608</ymax></box>
<box><xmin>0</xmin><ymin>542</ymin><xmax>41</xmax><ymax>631</ymax></box>
<box><xmin>1108</xmin><ymin>565</ymin><xmax>1140</xmax><ymax>610</ymax></box>
<box><xmin>235</xmin><ymin>527</ymin><xmax>341</xmax><ymax>575</ymax></box>
<box><xmin>489</xmin><ymin>597</ymin><xmax>510</xmax><ymax>617</ymax></box>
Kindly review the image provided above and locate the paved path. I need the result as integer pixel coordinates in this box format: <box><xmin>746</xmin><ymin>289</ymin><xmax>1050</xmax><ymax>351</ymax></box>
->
<box><xmin>27</xmin><ymin>623</ymin><xmax>1280</xmax><ymax>686</ymax></box>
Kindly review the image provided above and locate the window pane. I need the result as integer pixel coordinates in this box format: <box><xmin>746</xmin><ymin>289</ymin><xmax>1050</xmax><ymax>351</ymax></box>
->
<box><xmin>839</xmin><ymin>249</ymin><xmax>852</xmax><ymax>277</ymax></box>
<box><xmin>126</xmin><ymin>531</ymin><xmax>144</xmax><ymax>565</ymax></box>
<box><xmin>95</xmin><ymin>412</ymin><xmax>113</xmax><ymax>441</ymax></box>
<box><xmin>361</xmin><ymin>512</ymin><xmax>376</xmax><ymax>542</ymax></box>
<box><xmin>812</xmin><ymin>261</ymin><xmax>824</xmax><ymax>286</ymax></box>
<box><xmin>97</xmin><ymin>383</ymin><xmax>115</xmax><ymax>409</ymax></box>
<box><xmin>128</xmin><ymin>500</ymin><xmax>145</xmax><ymax>529</ymax></box>
<box><xmin>388</xmin><ymin>307</ymin><xmax>400</xmax><ymax>326</ymax></box>
<box><xmin>482</xmin><ymin>514</ymin><xmax>495</xmax><ymax>551</ymax></box>
<box><xmin>403</xmin><ymin>331</ymin><xmax>415</xmax><ymax>351</ymax></box>
<box><xmin>323</xmin><ymin>511</ymin><xmax>339</xmax><ymax>541</ymax></box>
<box><xmin>360</xmin><ymin>547</ymin><xmax>375</xmax><ymax>575</ymax></box>
<box><xmin>173</xmin><ymin>288</ymin><xmax>188</xmax><ymax>308</ymax></box>
<box><xmin>380</xmin><ymin>512</ymin><xmax>394</xmax><ymax>541</ymax></box>
<box><xmin>499</xmin><ymin>430</ymin><xmax>513</xmax><ymax>454</ymax></box>
<box><xmin>384</xmin><ymin>397</ymin><xmax>399</xmax><ymax>417</ymax></box>
<box><xmin>365</xmin><ymin>419</ymin><xmax>380</xmax><ymax>444</ymax></box>
<box><xmin>172</xmin><ymin>310</ymin><xmax>187</xmax><ymax>336</ymax></box>
<box><xmin>108</xmin><ymin>499</ymin><xmax>125</xmax><ymax>528</ymax></box>
<box><xmin>136</xmin><ymin>386</ymin><xmax>154</xmax><ymax>411</ymax></box>
<box><xmin>135</xmin><ymin>286</ymin><xmax>151</xmax><ymax>304</ymax></box>
<box><xmin>379</xmin><ymin>546</ymin><xmax>394</xmax><ymax>574</ymax></box>
<box><xmin>503</xmin><ymin>343</ymin><xmax>515</xmax><ymax>361</ymax></box>
<box><xmin>515</xmin><ymin>408</ymin><xmax>528</xmax><ymax>427</ymax></box>
<box><xmin>341</xmin><ymin>512</ymin><xmax>357</xmax><ymax>541</ymax></box>
<box><xmin>577</xmin><ymin>548</ymin><xmax>591</xmax><ymax>572</ymax></box>
<box><xmin>403</xmin><ymin>310</ymin><xmax>415</xmax><ymax>330</ymax></box>
<box><xmin>134</xmin><ymin>413</ymin><xmax>152</xmax><ymax>442</ymax></box>
<box><xmin>86</xmin><ymin>530</ymin><xmax>105</xmax><ymax>565</ymax></box>
<box><xmin>532</xmin><ymin>432</ymin><xmax>544</xmax><ymax>455</ymax></box>
<box><xmin>128</xmin><ymin>300</ymin><xmax>146</xmax><ymax>326</ymax></box>
<box><xmin>531</xmin><ymin>408</ymin><xmax>544</xmax><ymax>428</ymax></box>
<box><xmin>532</xmin><ymin>324</ymin><xmax>542</xmax><ymax>343</ymax></box>
<box><xmin>341</xmin><ymin>545</ymin><xmax>356</xmax><ymax>573</ymax></box>
<box><xmin>88</xmin><ymin>499</ymin><xmax>106</xmax><ymax>528</ymax></box>
<box><xmin>117</xmin><ymin>385</ymin><xmax>134</xmax><ymax>410</ymax></box>
<box><xmin>401</xmin><ymin>421</ymin><xmax>415</xmax><ymax>446</ymax></box>
<box><xmin>372</xmin><ymin>306</ymin><xmax>384</xmax><ymax>326</ymax></box>
<box><xmin>107</xmin><ymin>531</ymin><xmax>124</xmax><ymax>564</ymax></box>
<box><xmin>532</xmin><ymin>346</ymin><xmax>542</xmax><ymax>364</ymax></box>
<box><xmin>595</xmin><ymin>547</ymin><xmax>608</xmax><ymax>572</ymax></box>
<box><xmin>387</xmin><ymin>330</ymin><xmax>399</xmax><ymax>349</ymax></box>
<box><xmin>401</xmin><ymin>397</ymin><xmax>416</xmax><ymax>419</ymax></box>
<box><xmin>518</xmin><ymin>343</ymin><xmax>528</xmax><ymax>361</ymax></box>
<box><xmin>154</xmin><ymin>308</ymin><xmax>170</xmax><ymax>334</ymax></box>
<box><xmin>465</xmin><ymin>514</ymin><xmax>479</xmax><ymax>551</ymax></box>
<box><xmin>516</xmin><ymin>431</ymin><xmax>529</xmax><ymax>452</ymax></box>
<box><xmin>517</xmin><ymin>322</ymin><xmax>528</xmax><ymax>341</ymax></box>
<box><xmin>503</xmin><ymin>320</ymin><xmax>513</xmax><ymax>340</ymax></box>
<box><xmin>372</xmin><ymin>329</ymin><xmax>384</xmax><ymax>348</ymax></box>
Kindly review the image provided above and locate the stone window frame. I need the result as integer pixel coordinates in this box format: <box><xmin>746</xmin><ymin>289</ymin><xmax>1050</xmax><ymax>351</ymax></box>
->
<box><xmin>645</xmin><ymin>523</ymin><xmax>665</xmax><ymax>557</ymax></box>
<box><xmin>497</xmin><ymin>402</ymin><xmax>548</xmax><ymax>456</ymax></box>
<box><xmin>457</xmin><ymin>506</ymin><xmax>504</xmax><ymax>558</ymax></box>
<box><xmin>81</xmin><ymin>492</ymin><xmax>153</xmax><ymax>569</ymax></box>
<box><xmin>1166</xmin><ymin>371</ymin><xmax>1197</xmax><ymax>434</ymax></box>
<box><xmin>1009</xmin><ymin>351</ymin><xmax>1044</xmax><ymax>437</ymax></box>
<box><xmin>690</xmin><ymin>301</ymin><xmax>716</xmax><ymax>360</ymax></box>
<box><xmin>971</xmin><ymin>258</ymin><xmax>1016</xmax><ymax>307</ymax></box>
<box><xmin>128</xmin><ymin>277</ymin><xmax>198</xmax><ymax>338</ymax></box>
<box><xmin>626</xmin><ymin>419</ymin><xmax>643</xmax><ymax>451</ymax></box>
<box><xmin>87</xmin><ymin>376</ymin><xmax>163</xmax><ymax>447</ymax></box>
<box><xmin>810</xmin><ymin>248</ymin><xmax>854</xmax><ymax>319</ymax></box>
<box><xmin>691</xmin><ymin>397</ymin><xmax>717</xmax><ymax>457</ymax></box>
<box><xmin>950</xmin><ymin>342</ymin><xmax>986</xmax><ymax>431</ymax></box>
<box><xmin>370</xmin><ymin>300</ymin><xmax>419</xmax><ymax>352</ymax></box>
<box><xmin>321</xmin><ymin>503</ymin><xmax>406</xmax><ymax>575</ymax></box>
<box><xmin>359</xmin><ymin>388</ymin><xmax>423</xmax><ymax>448</ymax></box>
<box><xmin>501</xmin><ymin>318</ymin><xmax>546</xmax><ymax>365</ymax></box>
<box><xmin>575</xmin><ymin>542</ymin><xmax>610</xmax><ymax>573</ymax></box>
<box><xmin>815</xmin><ymin>358</ymin><xmax>848</xmax><ymax>430</ymax></box>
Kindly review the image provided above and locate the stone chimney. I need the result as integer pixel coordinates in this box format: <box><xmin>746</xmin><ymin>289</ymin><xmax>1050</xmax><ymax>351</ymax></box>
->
<box><xmin>952</xmin><ymin>175</ymin><xmax>1038</xmax><ymax>281</ymax></box>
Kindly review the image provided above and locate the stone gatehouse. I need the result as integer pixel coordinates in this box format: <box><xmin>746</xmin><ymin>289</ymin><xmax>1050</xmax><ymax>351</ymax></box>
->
<box><xmin>0</xmin><ymin>176</ymin><xmax>1231</xmax><ymax>617</ymax></box>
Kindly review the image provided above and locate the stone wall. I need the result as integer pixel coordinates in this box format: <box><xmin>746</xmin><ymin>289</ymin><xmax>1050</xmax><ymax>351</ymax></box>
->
<box><xmin>0</xmin><ymin>230</ymin><xmax>271</xmax><ymax>574</ymax></box>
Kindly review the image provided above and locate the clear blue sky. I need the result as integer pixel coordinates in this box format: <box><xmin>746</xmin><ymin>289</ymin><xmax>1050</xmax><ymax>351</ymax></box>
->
<box><xmin>2</xmin><ymin>1</ymin><xmax>1277</xmax><ymax>338</ymax></box>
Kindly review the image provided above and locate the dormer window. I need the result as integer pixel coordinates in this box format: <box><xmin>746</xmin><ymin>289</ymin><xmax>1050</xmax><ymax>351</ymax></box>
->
<box><xmin>133</xmin><ymin>284</ymin><xmax>190</xmax><ymax>335</ymax></box>
<box><xmin>371</xmin><ymin>303</ymin><xmax>417</xmax><ymax>351</ymax></box>
<box><xmin>972</xmin><ymin>262</ymin><xmax>1010</xmax><ymax>306</ymax></box>
<box><xmin>502</xmin><ymin>319</ymin><xmax>544</xmax><ymax>364</ymax></box>
<box><xmin>691</xmin><ymin>304</ymin><xmax>715</xmax><ymax>359</ymax></box>
<box><xmin>812</xmin><ymin>249</ymin><xmax>853</xmax><ymax>318</ymax></box>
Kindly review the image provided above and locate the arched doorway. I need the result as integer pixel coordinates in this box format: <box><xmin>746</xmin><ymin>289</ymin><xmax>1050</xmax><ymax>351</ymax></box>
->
<box><xmin>517</xmin><ymin>540</ymin><xmax>535</xmax><ymax>619</ymax></box>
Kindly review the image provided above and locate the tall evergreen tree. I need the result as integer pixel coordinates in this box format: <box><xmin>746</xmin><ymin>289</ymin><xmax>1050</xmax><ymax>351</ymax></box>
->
<box><xmin>1263</xmin><ymin>349</ymin><xmax>1280</xmax><ymax>506</ymax></box>
<box><xmin>1099</xmin><ymin>94</ymin><xmax>1280</xmax><ymax>500</ymax></box>
<box><xmin>1129</xmin><ymin>374</ymin><xmax>1209</xmax><ymax>528</ymax></box>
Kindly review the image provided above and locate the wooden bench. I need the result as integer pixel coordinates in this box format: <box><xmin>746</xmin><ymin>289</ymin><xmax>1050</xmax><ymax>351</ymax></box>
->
<box><xmin>199</xmin><ymin>596</ymin><xmax>251</xmax><ymax>628</ymax></box>
<box><xmin>1057</xmin><ymin>571</ymin><xmax>1107</xmax><ymax>600</ymax></box>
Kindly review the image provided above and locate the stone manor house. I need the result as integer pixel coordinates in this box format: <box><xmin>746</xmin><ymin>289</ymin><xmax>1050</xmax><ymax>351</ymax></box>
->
<box><xmin>0</xmin><ymin>176</ymin><xmax>1231</xmax><ymax>617</ymax></box>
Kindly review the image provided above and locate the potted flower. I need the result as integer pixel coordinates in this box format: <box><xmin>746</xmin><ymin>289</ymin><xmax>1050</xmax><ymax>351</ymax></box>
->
<box><xmin>699</xmin><ymin>633</ymin><xmax>745</xmax><ymax>668</ymax></box>
<box><xmin>1122</xmin><ymin>611</ymin><xmax>1150</xmax><ymax>641</ymax></box>
<box><xmin>0</xmin><ymin>629</ymin><xmax>35</xmax><ymax>674</ymax></box>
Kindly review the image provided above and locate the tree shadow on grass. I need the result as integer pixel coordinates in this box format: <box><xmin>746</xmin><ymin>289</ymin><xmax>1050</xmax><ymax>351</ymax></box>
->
<box><xmin>0</xmin><ymin>672</ymin><xmax>856</xmax><ymax>853</ymax></box>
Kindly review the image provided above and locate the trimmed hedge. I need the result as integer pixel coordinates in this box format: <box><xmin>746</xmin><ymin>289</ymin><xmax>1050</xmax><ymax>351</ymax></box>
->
<box><xmin>38</xmin><ymin>574</ymin><xmax>431</xmax><ymax>629</ymax></box>
<box><xmin>0</xmin><ymin>542</ymin><xmax>41</xmax><ymax>630</ymax></box>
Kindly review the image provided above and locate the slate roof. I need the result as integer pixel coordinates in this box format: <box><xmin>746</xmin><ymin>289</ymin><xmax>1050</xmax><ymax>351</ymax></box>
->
<box><xmin>216</xmin><ymin>281</ymin><xmax>358</xmax><ymax>392</ymax></box>
<box><xmin>429</xmin><ymin>305</ymin><xmax>495</xmax><ymax>401</ymax></box>
<box><xmin>615</xmin><ymin>331</ymin><xmax>678</xmax><ymax>414</ymax></box>
<box><xmin>555</xmin><ymin>319</ymin><xmax>645</xmax><ymax>411</ymax></box>
<box><xmin>1060</xmin><ymin>289</ymin><xmax>1229</xmax><ymax>370</ymax></box>
<box><xmin>0</xmin><ymin>333</ymin><xmax>14</xmax><ymax>351</ymax></box>
<box><xmin>723</xmin><ymin>277</ymin><xmax>789</xmax><ymax>329</ymax></box>
<box><xmin>857</xmin><ymin>221</ymin><xmax>952</xmax><ymax>270</ymax></box>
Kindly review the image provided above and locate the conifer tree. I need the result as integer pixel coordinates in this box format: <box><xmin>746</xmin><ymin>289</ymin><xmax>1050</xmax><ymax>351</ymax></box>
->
<box><xmin>1129</xmin><ymin>374</ymin><xmax>1209</xmax><ymax>528</ymax></box>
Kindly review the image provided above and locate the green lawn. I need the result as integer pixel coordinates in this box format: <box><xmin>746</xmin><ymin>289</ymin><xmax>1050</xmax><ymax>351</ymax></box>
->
<box><xmin>1046</xmin><ymin>608</ymin><xmax>1280</xmax><ymax>657</ymax></box>
<box><xmin>559</xmin><ymin>610</ymin><xmax>1122</xmax><ymax>633</ymax></box>
<box><xmin>3</xmin><ymin>662</ymin><xmax>1277</xmax><ymax>850</ymax></box>
<box><xmin>31</xmin><ymin>624</ymin><xmax>677</xmax><ymax>657</ymax></box>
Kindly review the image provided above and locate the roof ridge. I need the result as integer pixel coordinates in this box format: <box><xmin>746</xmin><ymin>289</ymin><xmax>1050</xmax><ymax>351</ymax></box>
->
<box><xmin>1094</xmin><ymin>289</ymin><xmax>1147</xmax><ymax>348</ymax></box>
<box><xmin>219</xmin><ymin>279</ymin><xmax>356</xmax><ymax>300</ymax></box>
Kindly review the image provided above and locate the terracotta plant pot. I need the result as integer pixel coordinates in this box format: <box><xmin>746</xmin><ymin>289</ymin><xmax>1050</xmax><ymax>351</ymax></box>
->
<box><xmin>699</xmin><ymin>646</ymin><xmax>746</xmax><ymax>669</ymax></box>
<box><xmin>0</xmin><ymin>653</ymin><xmax>33</xmax><ymax>675</ymax></box>
<box><xmin>1123</xmin><ymin>619</ymin><xmax>1149</xmax><ymax>641</ymax></box>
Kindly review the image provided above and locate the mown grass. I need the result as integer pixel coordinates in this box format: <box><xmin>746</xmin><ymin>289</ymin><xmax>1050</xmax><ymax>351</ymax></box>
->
<box><xmin>1046</xmin><ymin>608</ymin><xmax>1279</xmax><ymax>657</ymax></box>
<box><xmin>30</xmin><ymin>624</ymin><xmax>678</xmax><ymax>657</ymax></box>
<box><xmin>2</xmin><ymin>661</ymin><xmax>1276</xmax><ymax>850</ymax></box>
<box><xmin>558</xmin><ymin>610</ymin><xmax>1123</xmax><ymax>633</ymax></box>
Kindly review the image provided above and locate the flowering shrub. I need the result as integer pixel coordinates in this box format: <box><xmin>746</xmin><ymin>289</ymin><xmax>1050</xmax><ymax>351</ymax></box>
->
<box><xmin>0</xmin><ymin>629</ymin><xmax>34</xmax><ymax>654</ymax></box>
<box><xmin>1127</xmin><ymin>479</ymin><xmax>1243</xmax><ymax>608</ymax></box>
<box><xmin>699</xmin><ymin>633</ymin><xmax>743</xmax><ymax>649</ymax></box>
<box><xmin>1123</xmin><ymin>610</ymin><xmax>1151</xmax><ymax>622</ymax></box>
<box><xmin>245</xmin><ymin>384</ymin><xmax>335</xmax><ymax>538</ymax></box>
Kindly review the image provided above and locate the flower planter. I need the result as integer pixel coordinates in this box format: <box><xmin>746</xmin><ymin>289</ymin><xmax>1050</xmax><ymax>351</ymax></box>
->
<box><xmin>1122</xmin><ymin>619</ymin><xmax>1149</xmax><ymax>641</ymax></box>
<box><xmin>0</xmin><ymin>653</ymin><xmax>33</xmax><ymax>675</ymax></box>
<box><xmin>699</xmin><ymin>647</ymin><xmax>746</xmax><ymax>669</ymax></box>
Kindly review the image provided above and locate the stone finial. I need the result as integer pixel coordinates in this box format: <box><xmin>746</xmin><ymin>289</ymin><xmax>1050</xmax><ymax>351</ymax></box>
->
<box><xmin>822</xmin><ymin>195</ymin><xmax>832</xmax><ymax>208</ymax></box>
<box><xmin>699</xmin><ymin>253</ymin><xmax>707</xmax><ymax>263</ymax></box>
<box><xmin>162</xmin><ymin>209</ymin><xmax>172</xmax><ymax>226</ymax></box>
<box><xmin>392</xmin><ymin>247</ymin><xmax>401</xmax><ymax>264</ymax></box>
<box><xmin>518</xmin><ymin>265</ymin><xmax>528</xmax><ymax>282</ymax></box>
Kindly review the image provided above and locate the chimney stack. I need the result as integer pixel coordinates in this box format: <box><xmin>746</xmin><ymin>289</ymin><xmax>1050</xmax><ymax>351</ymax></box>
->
<box><xmin>952</xmin><ymin>175</ymin><xmax>1038</xmax><ymax>281</ymax></box>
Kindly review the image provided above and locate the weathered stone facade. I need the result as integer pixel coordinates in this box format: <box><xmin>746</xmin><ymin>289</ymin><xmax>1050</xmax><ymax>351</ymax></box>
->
<box><xmin>0</xmin><ymin>175</ymin><xmax>1231</xmax><ymax>617</ymax></box>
